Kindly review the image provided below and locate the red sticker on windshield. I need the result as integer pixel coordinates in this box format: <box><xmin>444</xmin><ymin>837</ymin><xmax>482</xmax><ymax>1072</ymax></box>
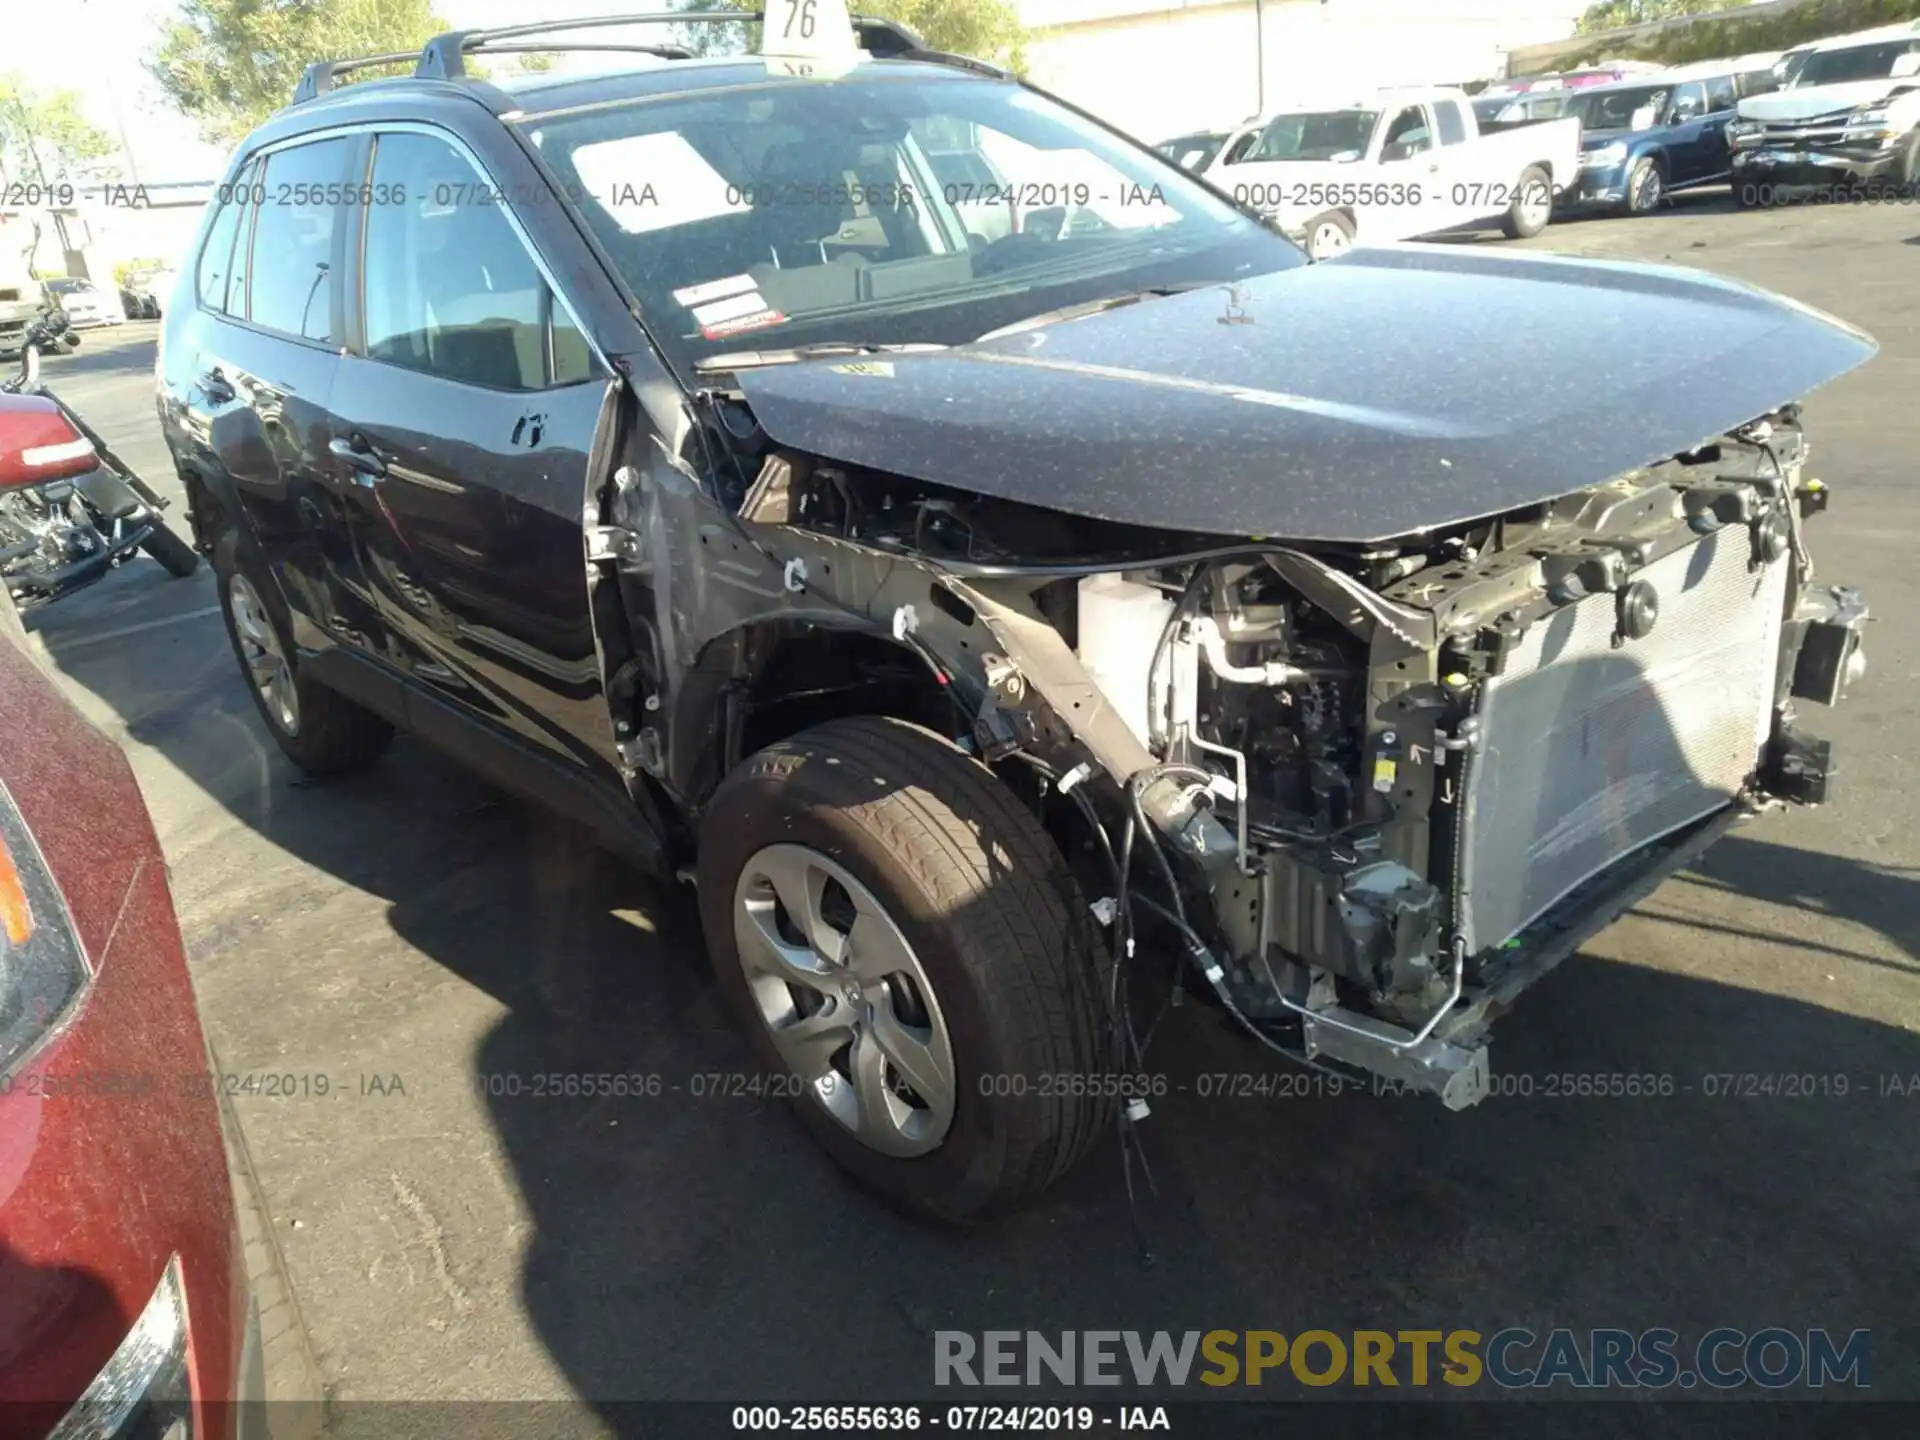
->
<box><xmin>701</xmin><ymin>307</ymin><xmax>788</xmax><ymax>340</ymax></box>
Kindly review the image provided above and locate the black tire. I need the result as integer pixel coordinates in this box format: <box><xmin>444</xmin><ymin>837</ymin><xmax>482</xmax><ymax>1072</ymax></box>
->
<box><xmin>212</xmin><ymin>527</ymin><xmax>393</xmax><ymax>775</ymax></box>
<box><xmin>140</xmin><ymin>518</ymin><xmax>200</xmax><ymax>578</ymax></box>
<box><xmin>697</xmin><ymin>715</ymin><xmax>1114</xmax><ymax>1222</ymax></box>
<box><xmin>1301</xmin><ymin>209</ymin><xmax>1356</xmax><ymax>261</ymax></box>
<box><xmin>1501</xmin><ymin>164</ymin><xmax>1554</xmax><ymax>239</ymax></box>
<box><xmin>1897</xmin><ymin>130</ymin><xmax>1920</xmax><ymax>197</ymax></box>
<box><xmin>1623</xmin><ymin>156</ymin><xmax>1664</xmax><ymax>216</ymax></box>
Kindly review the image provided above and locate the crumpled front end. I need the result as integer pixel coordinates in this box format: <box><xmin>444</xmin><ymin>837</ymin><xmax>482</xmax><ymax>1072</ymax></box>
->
<box><xmin>659</xmin><ymin>397</ymin><xmax>1868</xmax><ymax>1106</ymax></box>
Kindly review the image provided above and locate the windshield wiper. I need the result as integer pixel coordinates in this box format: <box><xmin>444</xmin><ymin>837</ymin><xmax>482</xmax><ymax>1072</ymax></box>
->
<box><xmin>693</xmin><ymin>341</ymin><xmax>950</xmax><ymax>374</ymax></box>
<box><xmin>974</xmin><ymin>282</ymin><xmax>1220</xmax><ymax>343</ymax></box>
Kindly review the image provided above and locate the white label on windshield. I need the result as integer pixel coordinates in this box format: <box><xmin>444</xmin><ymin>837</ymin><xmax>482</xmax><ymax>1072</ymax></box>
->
<box><xmin>762</xmin><ymin>0</ymin><xmax>859</xmax><ymax>60</ymax></box>
<box><xmin>691</xmin><ymin>290</ymin><xmax>771</xmax><ymax>328</ymax></box>
<box><xmin>674</xmin><ymin>274</ymin><xmax>757</xmax><ymax>308</ymax></box>
<box><xmin>571</xmin><ymin>132</ymin><xmax>748</xmax><ymax>235</ymax></box>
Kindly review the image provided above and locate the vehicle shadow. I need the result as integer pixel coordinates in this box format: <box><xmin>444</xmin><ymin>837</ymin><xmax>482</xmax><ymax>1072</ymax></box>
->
<box><xmin>31</xmin><ymin>603</ymin><xmax>1920</xmax><ymax>1415</ymax></box>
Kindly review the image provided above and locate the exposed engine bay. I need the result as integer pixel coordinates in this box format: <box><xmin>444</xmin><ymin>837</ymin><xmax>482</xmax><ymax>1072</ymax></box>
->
<box><xmin>605</xmin><ymin>395</ymin><xmax>1870</xmax><ymax>1107</ymax></box>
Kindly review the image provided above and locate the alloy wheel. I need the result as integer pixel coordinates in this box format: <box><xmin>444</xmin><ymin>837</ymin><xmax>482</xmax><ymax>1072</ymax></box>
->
<box><xmin>1309</xmin><ymin>221</ymin><xmax>1352</xmax><ymax>260</ymax></box>
<box><xmin>227</xmin><ymin>572</ymin><xmax>299</xmax><ymax>736</ymax></box>
<box><xmin>732</xmin><ymin>843</ymin><xmax>957</xmax><ymax>1157</ymax></box>
<box><xmin>1632</xmin><ymin>164</ymin><xmax>1662</xmax><ymax>213</ymax></box>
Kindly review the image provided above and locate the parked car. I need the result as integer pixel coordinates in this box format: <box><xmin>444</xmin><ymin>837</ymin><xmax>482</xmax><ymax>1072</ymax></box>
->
<box><xmin>1470</xmin><ymin>89</ymin><xmax>1569</xmax><ymax>133</ymax></box>
<box><xmin>1480</xmin><ymin>61</ymin><xmax>1664</xmax><ymax>98</ymax></box>
<box><xmin>1561</xmin><ymin>64</ymin><xmax>1747</xmax><ymax>215</ymax></box>
<box><xmin>1729</xmin><ymin>23</ymin><xmax>1920</xmax><ymax>203</ymax></box>
<box><xmin>1155</xmin><ymin>130</ymin><xmax>1233</xmax><ymax>171</ymax></box>
<box><xmin>0</xmin><ymin>520</ymin><xmax>266</xmax><ymax>1433</ymax></box>
<box><xmin>1204</xmin><ymin>85</ymin><xmax>1582</xmax><ymax>258</ymax></box>
<box><xmin>160</xmin><ymin>11</ymin><xmax>1875</xmax><ymax>1221</ymax></box>
<box><xmin>0</xmin><ymin>271</ymin><xmax>45</xmax><ymax>357</ymax></box>
<box><xmin>42</xmin><ymin>277</ymin><xmax>125</xmax><ymax>328</ymax></box>
<box><xmin>119</xmin><ymin>268</ymin><xmax>167</xmax><ymax>319</ymax></box>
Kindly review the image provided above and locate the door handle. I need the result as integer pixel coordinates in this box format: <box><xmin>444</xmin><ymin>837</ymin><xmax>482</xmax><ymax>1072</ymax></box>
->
<box><xmin>1427</xmin><ymin>162</ymin><xmax>1440</xmax><ymax>173</ymax></box>
<box><xmin>199</xmin><ymin>367</ymin><xmax>235</xmax><ymax>403</ymax></box>
<box><xmin>329</xmin><ymin>435</ymin><xmax>388</xmax><ymax>485</ymax></box>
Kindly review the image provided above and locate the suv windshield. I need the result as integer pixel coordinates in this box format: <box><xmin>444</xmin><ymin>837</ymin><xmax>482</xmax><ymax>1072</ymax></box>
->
<box><xmin>524</xmin><ymin>73</ymin><xmax>1291</xmax><ymax>376</ymax></box>
<box><xmin>1562</xmin><ymin>85</ymin><xmax>1671</xmax><ymax>130</ymax></box>
<box><xmin>1244</xmin><ymin>110</ymin><xmax>1378</xmax><ymax>161</ymax></box>
<box><xmin>1795</xmin><ymin>39</ymin><xmax>1920</xmax><ymax>86</ymax></box>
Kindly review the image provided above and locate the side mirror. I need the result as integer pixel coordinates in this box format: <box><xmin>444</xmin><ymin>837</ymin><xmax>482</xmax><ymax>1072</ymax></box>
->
<box><xmin>1891</xmin><ymin>53</ymin><xmax>1920</xmax><ymax>78</ymax></box>
<box><xmin>0</xmin><ymin>392</ymin><xmax>97</xmax><ymax>487</ymax></box>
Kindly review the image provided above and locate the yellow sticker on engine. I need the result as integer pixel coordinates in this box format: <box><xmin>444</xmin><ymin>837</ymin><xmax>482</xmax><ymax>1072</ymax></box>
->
<box><xmin>1372</xmin><ymin>757</ymin><xmax>1398</xmax><ymax>793</ymax></box>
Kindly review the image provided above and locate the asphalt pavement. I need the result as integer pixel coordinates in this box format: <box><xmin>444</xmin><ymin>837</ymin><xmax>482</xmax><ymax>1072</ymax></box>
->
<box><xmin>17</xmin><ymin>191</ymin><xmax>1919</xmax><ymax>1426</ymax></box>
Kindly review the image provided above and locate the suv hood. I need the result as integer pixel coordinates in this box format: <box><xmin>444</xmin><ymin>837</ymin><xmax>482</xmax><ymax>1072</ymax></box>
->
<box><xmin>733</xmin><ymin>245</ymin><xmax>1873</xmax><ymax>544</ymax></box>
<box><xmin>1738</xmin><ymin>80</ymin><xmax>1911</xmax><ymax>120</ymax></box>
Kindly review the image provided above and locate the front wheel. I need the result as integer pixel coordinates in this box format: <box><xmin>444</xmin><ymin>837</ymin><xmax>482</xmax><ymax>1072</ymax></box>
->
<box><xmin>1302</xmin><ymin>210</ymin><xmax>1356</xmax><ymax>261</ymax></box>
<box><xmin>140</xmin><ymin>518</ymin><xmax>199</xmax><ymax>578</ymax></box>
<box><xmin>697</xmin><ymin>716</ymin><xmax>1115</xmax><ymax>1222</ymax></box>
<box><xmin>1501</xmin><ymin>164</ymin><xmax>1555</xmax><ymax>238</ymax></box>
<box><xmin>1623</xmin><ymin>157</ymin><xmax>1664</xmax><ymax>216</ymax></box>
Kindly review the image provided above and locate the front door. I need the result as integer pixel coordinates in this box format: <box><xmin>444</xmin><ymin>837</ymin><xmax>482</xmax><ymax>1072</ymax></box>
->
<box><xmin>328</xmin><ymin>127</ymin><xmax>620</xmax><ymax>770</ymax></box>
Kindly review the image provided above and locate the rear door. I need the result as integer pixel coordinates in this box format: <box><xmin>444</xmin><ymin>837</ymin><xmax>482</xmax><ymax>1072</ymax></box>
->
<box><xmin>328</xmin><ymin>125</ymin><xmax>620</xmax><ymax>770</ymax></box>
<box><xmin>179</xmin><ymin>135</ymin><xmax>388</xmax><ymax>655</ymax></box>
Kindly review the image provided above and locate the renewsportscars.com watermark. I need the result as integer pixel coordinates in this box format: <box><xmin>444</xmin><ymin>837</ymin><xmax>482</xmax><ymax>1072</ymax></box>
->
<box><xmin>934</xmin><ymin>1329</ymin><xmax>1872</xmax><ymax>1391</ymax></box>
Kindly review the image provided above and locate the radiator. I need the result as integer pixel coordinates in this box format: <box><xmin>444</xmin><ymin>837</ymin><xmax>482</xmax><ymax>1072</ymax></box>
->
<box><xmin>1457</xmin><ymin>526</ymin><xmax>1788</xmax><ymax>954</ymax></box>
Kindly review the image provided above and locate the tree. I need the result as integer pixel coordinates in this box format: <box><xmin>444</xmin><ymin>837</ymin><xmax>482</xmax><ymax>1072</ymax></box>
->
<box><xmin>0</xmin><ymin>77</ymin><xmax>117</xmax><ymax>189</ymax></box>
<box><xmin>671</xmin><ymin>0</ymin><xmax>1027</xmax><ymax>72</ymax></box>
<box><xmin>1575</xmin><ymin>0</ymin><xmax>1734</xmax><ymax>35</ymax></box>
<box><xmin>148</xmin><ymin>0</ymin><xmax>448</xmax><ymax>145</ymax></box>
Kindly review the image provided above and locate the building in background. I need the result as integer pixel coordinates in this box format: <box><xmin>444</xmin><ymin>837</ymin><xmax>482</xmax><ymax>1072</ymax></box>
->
<box><xmin>1022</xmin><ymin>0</ymin><xmax>1590</xmax><ymax>142</ymax></box>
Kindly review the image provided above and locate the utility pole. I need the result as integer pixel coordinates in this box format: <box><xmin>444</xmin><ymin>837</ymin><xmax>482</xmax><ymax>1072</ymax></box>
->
<box><xmin>4</xmin><ymin>92</ymin><xmax>76</xmax><ymax>267</ymax></box>
<box><xmin>1254</xmin><ymin>0</ymin><xmax>1266</xmax><ymax>115</ymax></box>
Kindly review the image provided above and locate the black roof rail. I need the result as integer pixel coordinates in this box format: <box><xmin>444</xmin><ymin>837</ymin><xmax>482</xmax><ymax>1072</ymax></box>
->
<box><xmin>289</xmin><ymin>13</ymin><xmax>950</xmax><ymax>109</ymax></box>
<box><xmin>291</xmin><ymin>52</ymin><xmax>422</xmax><ymax>105</ymax></box>
<box><xmin>414</xmin><ymin>11</ymin><xmax>927</xmax><ymax>80</ymax></box>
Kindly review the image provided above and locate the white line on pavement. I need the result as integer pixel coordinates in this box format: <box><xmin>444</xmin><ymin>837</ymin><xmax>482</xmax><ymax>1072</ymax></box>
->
<box><xmin>53</xmin><ymin>603</ymin><xmax>224</xmax><ymax>651</ymax></box>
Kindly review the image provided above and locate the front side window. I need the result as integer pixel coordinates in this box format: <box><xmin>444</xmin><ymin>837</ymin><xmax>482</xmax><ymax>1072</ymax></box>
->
<box><xmin>361</xmin><ymin>132</ymin><xmax>592</xmax><ymax>391</ymax></box>
<box><xmin>1247</xmin><ymin>110</ymin><xmax>1378</xmax><ymax>162</ymax></box>
<box><xmin>1380</xmin><ymin>107</ymin><xmax>1432</xmax><ymax>158</ymax></box>
<box><xmin>247</xmin><ymin>138</ymin><xmax>352</xmax><ymax>343</ymax></box>
<box><xmin>364</xmin><ymin>133</ymin><xmax>540</xmax><ymax>389</ymax></box>
<box><xmin>1563</xmin><ymin>85</ymin><xmax>1671</xmax><ymax>131</ymax></box>
<box><xmin>525</xmin><ymin>74</ymin><xmax>1289</xmax><ymax>380</ymax></box>
<box><xmin>1705</xmin><ymin>74</ymin><xmax>1738</xmax><ymax>110</ymax></box>
<box><xmin>1668</xmin><ymin>82</ymin><xmax>1707</xmax><ymax>121</ymax></box>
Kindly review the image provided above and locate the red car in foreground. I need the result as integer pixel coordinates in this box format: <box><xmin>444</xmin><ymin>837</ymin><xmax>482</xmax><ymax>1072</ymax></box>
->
<box><xmin>0</xmin><ymin>390</ymin><xmax>265</xmax><ymax>1439</ymax></box>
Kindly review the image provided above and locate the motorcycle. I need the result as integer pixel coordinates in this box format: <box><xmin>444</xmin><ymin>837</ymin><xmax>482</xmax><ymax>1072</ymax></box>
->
<box><xmin>0</xmin><ymin>343</ymin><xmax>199</xmax><ymax>607</ymax></box>
<box><xmin>23</xmin><ymin>304</ymin><xmax>82</xmax><ymax>355</ymax></box>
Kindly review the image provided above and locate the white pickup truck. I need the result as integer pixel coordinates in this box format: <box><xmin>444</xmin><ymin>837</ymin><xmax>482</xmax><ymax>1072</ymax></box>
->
<box><xmin>1202</xmin><ymin>86</ymin><xmax>1583</xmax><ymax>260</ymax></box>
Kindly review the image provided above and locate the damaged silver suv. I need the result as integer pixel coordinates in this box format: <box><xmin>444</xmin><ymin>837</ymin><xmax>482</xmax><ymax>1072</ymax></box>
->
<box><xmin>158</xmin><ymin>14</ymin><xmax>1875</xmax><ymax>1221</ymax></box>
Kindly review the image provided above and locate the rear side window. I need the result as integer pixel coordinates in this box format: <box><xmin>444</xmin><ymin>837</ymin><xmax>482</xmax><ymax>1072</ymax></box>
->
<box><xmin>196</xmin><ymin>161</ymin><xmax>254</xmax><ymax>313</ymax></box>
<box><xmin>361</xmin><ymin>131</ymin><xmax>584</xmax><ymax>391</ymax></box>
<box><xmin>1704</xmin><ymin>74</ymin><xmax>1737</xmax><ymax>111</ymax></box>
<box><xmin>1435</xmin><ymin>102</ymin><xmax>1467</xmax><ymax>146</ymax></box>
<box><xmin>246</xmin><ymin>138</ymin><xmax>353</xmax><ymax>343</ymax></box>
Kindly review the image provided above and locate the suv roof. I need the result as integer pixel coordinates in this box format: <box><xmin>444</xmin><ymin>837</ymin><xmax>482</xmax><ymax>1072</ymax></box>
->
<box><xmin>1807</xmin><ymin>19</ymin><xmax>1920</xmax><ymax>53</ymax></box>
<box><xmin>280</xmin><ymin>10</ymin><xmax>973</xmax><ymax>115</ymax></box>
